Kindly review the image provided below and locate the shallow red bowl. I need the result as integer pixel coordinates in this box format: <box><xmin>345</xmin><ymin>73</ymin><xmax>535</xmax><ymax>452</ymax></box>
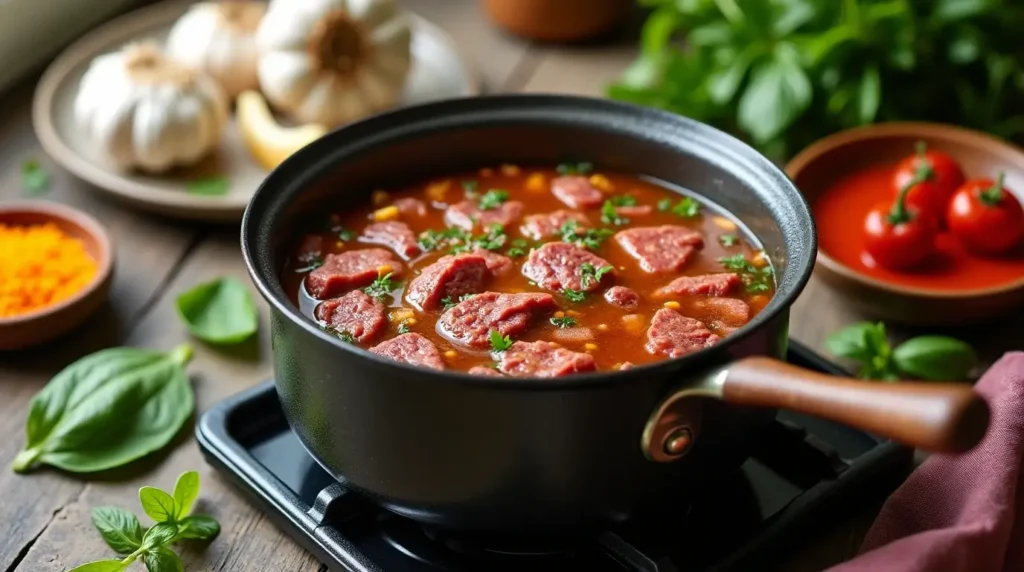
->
<box><xmin>786</xmin><ymin>122</ymin><xmax>1024</xmax><ymax>326</ymax></box>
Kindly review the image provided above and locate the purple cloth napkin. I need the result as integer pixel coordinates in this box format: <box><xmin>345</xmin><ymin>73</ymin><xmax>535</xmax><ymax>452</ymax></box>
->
<box><xmin>828</xmin><ymin>352</ymin><xmax>1024</xmax><ymax>572</ymax></box>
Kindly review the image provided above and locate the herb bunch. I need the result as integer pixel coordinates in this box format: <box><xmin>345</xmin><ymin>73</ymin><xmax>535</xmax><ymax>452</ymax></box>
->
<box><xmin>827</xmin><ymin>322</ymin><xmax>977</xmax><ymax>381</ymax></box>
<box><xmin>611</xmin><ymin>0</ymin><xmax>1024</xmax><ymax>159</ymax></box>
<box><xmin>71</xmin><ymin>470</ymin><xmax>220</xmax><ymax>572</ymax></box>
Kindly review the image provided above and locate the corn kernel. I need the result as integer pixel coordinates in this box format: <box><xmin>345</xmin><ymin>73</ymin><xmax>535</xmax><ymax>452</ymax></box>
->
<box><xmin>335</xmin><ymin>241</ymin><xmax>345</xmax><ymax>248</ymax></box>
<box><xmin>584</xmin><ymin>343</ymin><xmax>598</xmax><ymax>352</ymax></box>
<box><xmin>752</xmin><ymin>251</ymin><xmax>769</xmax><ymax>267</ymax></box>
<box><xmin>713</xmin><ymin>216</ymin><xmax>738</xmax><ymax>231</ymax></box>
<box><xmin>622</xmin><ymin>314</ymin><xmax>645</xmax><ymax>335</ymax></box>
<box><xmin>405</xmin><ymin>318</ymin><xmax>417</xmax><ymax>326</ymax></box>
<box><xmin>500</xmin><ymin>164</ymin><xmax>521</xmax><ymax>176</ymax></box>
<box><xmin>372</xmin><ymin>190</ymin><xmax>390</xmax><ymax>206</ymax></box>
<box><xmin>373</xmin><ymin>205</ymin><xmax>400</xmax><ymax>221</ymax></box>
<box><xmin>426</xmin><ymin>180</ymin><xmax>451</xmax><ymax>201</ymax></box>
<box><xmin>525</xmin><ymin>173</ymin><xmax>546</xmax><ymax>192</ymax></box>
<box><xmin>567</xmin><ymin>310</ymin><xmax>582</xmax><ymax>317</ymax></box>
<box><xmin>377</xmin><ymin>264</ymin><xmax>393</xmax><ymax>277</ymax></box>
<box><xmin>597</xmin><ymin>323</ymin><xmax>609</xmax><ymax>332</ymax></box>
<box><xmin>663</xmin><ymin>301</ymin><xmax>681</xmax><ymax>310</ymax></box>
<box><xmin>444</xmin><ymin>350</ymin><xmax>457</xmax><ymax>359</ymax></box>
<box><xmin>391</xmin><ymin>308</ymin><xmax>415</xmax><ymax>322</ymax></box>
<box><xmin>589</xmin><ymin>174</ymin><xmax>613</xmax><ymax>192</ymax></box>
<box><xmin>479</xmin><ymin>167</ymin><xmax>495</xmax><ymax>177</ymax></box>
<box><xmin>553</xmin><ymin>311</ymin><xmax>566</xmax><ymax>318</ymax></box>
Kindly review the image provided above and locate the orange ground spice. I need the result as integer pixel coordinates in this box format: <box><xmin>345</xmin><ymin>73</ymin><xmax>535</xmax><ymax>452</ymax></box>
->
<box><xmin>0</xmin><ymin>223</ymin><xmax>98</xmax><ymax>318</ymax></box>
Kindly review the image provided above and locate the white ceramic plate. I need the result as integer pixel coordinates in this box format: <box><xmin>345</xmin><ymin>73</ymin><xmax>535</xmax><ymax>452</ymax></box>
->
<box><xmin>33</xmin><ymin>0</ymin><xmax>479</xmax><ymax>222</ymax></box>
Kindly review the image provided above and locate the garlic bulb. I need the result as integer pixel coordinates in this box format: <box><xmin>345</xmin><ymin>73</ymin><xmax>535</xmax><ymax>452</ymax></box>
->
<box><xmin>74</xmin><ymin>43</ymin><xmax>229</xmax><ymax>173</ymax></box>
<box><xmin>256</xmin><ymin>0</ymin><xmax>413</xmax><ymax>127</ymax></box>
<box><xmin>166</xmin><ymin>2</ymin><xmax>266</xmax><ymax>98</ymax></box>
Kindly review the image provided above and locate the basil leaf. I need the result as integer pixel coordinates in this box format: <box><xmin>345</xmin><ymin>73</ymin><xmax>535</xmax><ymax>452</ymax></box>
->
<box><xmin>143</xmin><ymin>546</ymin><xmax>184</xmax><ymax>572</ymax></box>
<box><xmin>172</xmin><ymin>471</ymin><xmax>200</xmax><ymax>520</ymax></box>
<box><xmin>142</xmin><ymin>522</ymin><xmax>178</xmax><ymax>547</ymax></box>
<box><xmin>893</xmin><ymin>336</ymin><xmax>977</xmax><ymax>381</ymax></box>
<box><xmin>69</xmin><ymin>560</ymin><xmax>126</xmax><ymax>572</ymax></box>
<box><xmin>177</xmin><ymin>515</ymin><xmax>221</xmax><ymax>541</ymax></box>
<box><xmin>12</xmin><ymin>345</ymin><xmax>194</xmax><ymax>474</ymax></box>
<box><xmin>825</xmin><ymin>322</ymin><xmax>879</xmax><ymax>362</ymax></box>
<box><xmin>139</xmin><ymin>487</ymin><xmax>177</xmax><ymax>523</ymax></box>
<box><xmin>737</xmin><ymin>48</ymin><xmax>812</xmax><ymax>143</ymax></box>
<box><xmin>91</xmin><ymin>506</ymin><xmax>143</xmax><ymax>554</ymax></box>
<box><xmin>175</xmin><ymin>277</ymin><xmax>258</xmax><ymax>345</ymax></box>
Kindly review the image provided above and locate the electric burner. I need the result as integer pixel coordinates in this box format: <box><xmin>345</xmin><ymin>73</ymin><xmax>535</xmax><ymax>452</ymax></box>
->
<box><xmin>197</xmin><ymin>342</ymin><xmax>913</xmax><ymax>571</ymax></box>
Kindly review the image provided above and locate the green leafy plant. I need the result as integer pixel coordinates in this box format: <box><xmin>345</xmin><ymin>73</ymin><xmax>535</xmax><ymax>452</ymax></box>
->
<box><xmin>71</xmin><ymin>470</ymin><xmax>220</xmax><ymax>572</ymax></box>
<box><xmin>550</xmin><ymin>316</ymin><xmax>578</xmax><ymax>328</ymax></box>
<box><xmin>718</xmin><ymin>253</ymin><xmax>774</xmax><ymax>293</ymax></box>
<box><xmin>175</xmin><ymin>277</ymin><xmax>258</xmax><ymax>345</ymax></box>
<box><xmin>186</xmin><ymin>176</ymin><xmax>229</xmax><ymax>196</ymax></box>
<box><xmin>719</xmin><ymin>234</ymin><xmax>740</xmax><ymax>247</ymax></box>
<box><xmin>579</xmin><ymin>262</ymin><xmax>613</xmax><ymax>289</ymax></box>
<box><xmin>12</xmin><ymin>346</ymin><xmax>194</xmax><ymax>474</ymax></box>
<box><xmin>489</xmin><ymin>330</ymin><xmax>513</xmax><ymax>352</ymax></box>
<box><xmin>559</xmin><ymin>220</ymin><xmax>614</xmax><ymax>250</ymax></box>
<box><xmin>826</xmin><ymin>322</ymin><xmax>977</xmax><ymax>381</ymax></box>
<box><xmin>21</xmin><ymin>159</ymin><xmax>50</xmax><ymax>194</ymax></box>
<box><xmin>561</xmin><ymin>288</ymin><xmax>587</xmax><ymax>303</ymax></box>
<box><xmin>658</xmin><ymin>197</ymin><xmax>701</xmax><ymax>218</ymax></box>
<box><xmin>364</xmin><ymin>273</ymin><xmax>398</xmax><ymax>301</ymax></box>
<box><xmin>601</xmin><ymin>201</ymin><xmax>630</xmax><ymax>226</ymax></box>
<box><xmin>478</xmin><ymin>189</ymin><xmax>509</xmax><ymax>210</ymax></box>
<box><xmin>611</xmin><ymin>0</ymin><xmax>1024</xmax><ymax>159</ymax></box>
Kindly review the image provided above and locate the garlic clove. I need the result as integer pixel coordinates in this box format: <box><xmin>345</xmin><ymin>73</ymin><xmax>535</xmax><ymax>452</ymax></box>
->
<box><xmin>258</xmin><ymin>51</ymin><xmax>318</xmax><ymax>109</ymax></box>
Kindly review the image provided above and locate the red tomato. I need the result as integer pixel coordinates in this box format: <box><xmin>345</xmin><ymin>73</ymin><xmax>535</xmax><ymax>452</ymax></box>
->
<box><xmin>946</xmin><ymin>174</ymin><xmax>1024</xmax><ymax>255</ymax></box>
<box><xmin>864</xmin><ymin>203</ymin><xmax>936</xmax><ymax>269</ymax></box>
<box><xmin>892</xmin><ymin>141</ymin><xmax>965</xmax><ymax>222</ymax></box>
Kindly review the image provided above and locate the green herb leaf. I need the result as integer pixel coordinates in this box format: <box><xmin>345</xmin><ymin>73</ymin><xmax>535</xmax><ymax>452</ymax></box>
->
<box><xmin>139</xmin><ymin>487</ymin><xmax>177</xmax><ymax>523</ymax></box>
<box><xmin>601</xmin><ymin>201</ymin><xmax>629</xmax><ymax>226</ymax></box>
<box><xmin>579</xmin><ymin>263</ymin><xmax>613</xmax><ymax>289</ymax></box>
<box><xmin>858</xmin><ymin>64</ymin><xmax>882</xmax><ymax>124</ymax></box>
<box><xmin>176</xmin><ymin>515</ymin><xmax>221</xmax><ymax>541</ymax></box>
<box><xmin>826</xmin><ymin>322</ymin><xmax>899</xmax><ymax>380</ymax></box>
<box><xmin>175</xmin><ymin>277</ymin><xmax>258</xmax><ymax>345</ymax></box>
<box><xmin>893</xmin><ymin>336</ymin><xmax>977</xmax><ymax>381</ymax></box>
<box><xmin>418</xmin><ymin>228</ymin><xmax>471</xmax><ymax>252</ymax></box>
<box><xmin>556</xmin><ymin>162</ymin><xmax>594</xmax><ymax>175</ymax></box>
<box><xmin>397</xmin><ymin>322</ymin><xmax>411</xmax><ymax>334</ymax></box>
<box><xmin>738</xmin><ymin>50</ymin><xmax>813</xmax><ymax>144</ymax></box>
<box><xmin>90</xmin><ymin>507</ymin><xmax>143</xmax><ymax>554</ymax></box>
<box><xmin>657</xmin><ymin>198</ymin><xmax>672</xmax><ymax>212</ymax></box>
<box><xmin>21</xmin><ymin>159</ymin><xmax>50</xmax><ymax>194</ymax></box>
<box><xmin>68</xmin><ymin>560</ymin><xmax>127</xmax><ymax>572</ymax></box>
<box><xmin>337</xmin><ymin>330</ymin><xmax>356</xmax><ymax>343</ymax></box>
<box><xmin>550</xmin><ymin>316</ymin><xmax>577</xmax><ymax>328</ymax></box>
<box><xmin>441</xmin><ymin>296</ymin><xmax>456</xmax><ymax>310</ymax></box>
<box><xmin>338</xmin><ymin>228</ymin><xmax>355</xmax><ymax>241</ymax></box>
<box><xmin>12</xmin><ymin>345</ymin><xmax>194</xmax><ymax>474</ymax></box>
<box><xmin>670</xmin><ymin>197</ymin><xmax>701</xmax><ymax>218</ymax></box>
<box><xmin>363</xmin><ymin>273</ymin><xmax>397</xmax><ymax>301</ymax></box>
<box><xmin>462</xmin><ymin>180</ymin><xmax>479</xmax><ymax>197</ymax></box>
<box><xmin>718</xmin><ymin>254</ymin><xmax>773</xmax><ymax>294</ymax></box>
<box><xmin>489</xmin><ymin>330</ymin><xmax>513</xmax><ymax>352</ymax></box>
<box><xmin>609</xmin><ymin>195</ymin><xmax>637</xmax><ymax>207</ymax></box>
<box><xmin>186</xmin><ymin>176</ymin><xmax>229</xmax><ymax>196</ymax></box>
<box><xmin>562</xmin><ymin>289</ymin><xmax>587</xmax><ymax>303</ymax></box>
<box><xmin>719</xmin><ymin>234</ymin><xmax>740</xmax><ymax>247</ymax></box>
<box><xmin>143</xmin><ymin>546</ymin><xmax>184</xmax><ymax>572</ymax></box>
<box><xmin>478</xmin><ymin>189</ymin><xmax>509</xmax><ymax>210</ymax></box>
<box><xmin>143</xmin><ymin>522</ymin><xmax>179</xmax><ymax>547</ymax></box>
<box><xmin>559</xmin><ymin>220</ymin><xmax>613</xmax><ymax>250</ymax></box>
<box><xmin>172</xmin><ymin>471</ymin><xmax>199</xmax><ymax>520</ymax></box>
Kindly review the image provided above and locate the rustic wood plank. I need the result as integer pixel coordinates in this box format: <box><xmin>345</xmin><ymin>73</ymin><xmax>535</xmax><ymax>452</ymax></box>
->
<box><xmin>0</xmin><ymin>81</ymin><xmax>197</xmax><ymax>570</ymax></box>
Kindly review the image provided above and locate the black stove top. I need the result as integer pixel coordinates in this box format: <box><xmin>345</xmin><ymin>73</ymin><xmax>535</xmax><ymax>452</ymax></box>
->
<box><xmin>197</xmin><ymin>342</ymin><xmax>912</xmax><ymax>572</ymax></box>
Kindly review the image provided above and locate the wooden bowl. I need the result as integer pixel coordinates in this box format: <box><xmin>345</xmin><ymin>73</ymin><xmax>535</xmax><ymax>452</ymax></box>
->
<box><xmin>0</xmin><ymin>201</ymin><xmax>114</xmax><ymax>349</ymax></box>
<box><xmin>480</xmin><ymin>0</ymin><xmax>630</xmax><ymax>42</ymax></box>
<box><xmin>786</xmin><ymin>123</ymin><xmax>1024</xmax><ymax>326</ymax></box>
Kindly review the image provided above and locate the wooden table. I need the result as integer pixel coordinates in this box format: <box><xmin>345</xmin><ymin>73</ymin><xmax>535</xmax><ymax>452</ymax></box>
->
<box><xmin>1</xmin><ymin>2</ymin><xmax>1020</xmax><ymax>571</ymax></box>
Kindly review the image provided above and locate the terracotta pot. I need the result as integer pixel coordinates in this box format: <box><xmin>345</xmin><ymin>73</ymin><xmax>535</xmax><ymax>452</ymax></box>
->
<box><xmin>481</xmin><ymin>0</ymin><xmax>631</xmax><ymax>42</ymax></box>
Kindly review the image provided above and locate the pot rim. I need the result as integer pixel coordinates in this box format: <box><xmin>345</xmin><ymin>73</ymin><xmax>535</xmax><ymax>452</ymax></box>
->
<box><xmin>241</xmin><ymin>94</ymin><xmax>816</xmax><ymax>389</ymax></box>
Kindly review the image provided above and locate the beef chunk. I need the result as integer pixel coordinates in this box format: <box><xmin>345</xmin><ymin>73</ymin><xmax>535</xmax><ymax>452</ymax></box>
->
<box><xmin>314</xmin><ymin>290</ymin><xmax>387</xmax><ymax>343</ymax></box>
<box><xmin>406</xmin><ymin>254</ymin><xmax>489</xmax><ymax>311</ymax></box>
<box><xmin>520</xmin><ymin>210</ymin><xmax>590</xmax><ymax>240</ymax></box>
<box><xmin>362</xmin><ymin>221</ymin><xmax>421</xmax><ymax>260</ymax></box>
<box><xmin>645</xmin><ymin>308</ymin><xmax>720</xmax><ymax>358</ymax></box>
<box><xmin>615</xmin><ymin>226</ymin><xmax>704</xmax><ymax>273</ymax></box>
<box><xmin>370</xmin><ymin>333</ymin><xmax>445</xmax><ymax>370</ymax></box>
<box><xmin>694</xmin><ymin>297</ymin><xmax>751</xmax><ymax>327</ymax></box>
<box><xmin>552</xmin><ymin>176</ymin><xmax>603</xmax><ymax>209</ymax></box>
<box><xmin>306</xmin><ymin>248</ymin><xmax>403</xmax><ymax>299</ymax></box>
<box><xmin>471</xmin><ymin>248</ymin><xmax>514</xmax><ymax>276</ymax></box>
<box><xmin>654</xmin><ymin>273</ymin><xmax>741</xmax><ymax>298</ymax></box>
<box><xmin>498</xmin><ymin>341</ymin><xmax>597</xmax><ymax>377</ymax></box>
<box><xmin>521</xmin><ymin>242</ymin><xmax>614</xmax><ymax>292</ymax></box>
<box><xmin>604</xmin><ymin>286</ymin><xmax>640</xmax><ymax>309</ymax></box>
<box><xmin>469</xmin><ymin>366</ymin><xmax>503</xmax><ymax>377</ymax></box>
<box><xmin>438</xmin><ymin>292</ymin><xmax>557</xmax><ymax>349</ymax></box>
<box><xmin>394</xmin><ymin>197</ymin><xmax>427</xmax><ymax>217</ymax></box>
<box><xmin>444</xmin><ymin>200</ymin><xmax>524</xmax><ymax>230</ymax></box>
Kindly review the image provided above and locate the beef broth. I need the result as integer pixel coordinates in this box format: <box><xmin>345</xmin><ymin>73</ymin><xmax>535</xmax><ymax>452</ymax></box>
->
<box><xmin>282</xmin><ymin>165</ymin><xmax>774</xmax><ymax>376</ymax></box>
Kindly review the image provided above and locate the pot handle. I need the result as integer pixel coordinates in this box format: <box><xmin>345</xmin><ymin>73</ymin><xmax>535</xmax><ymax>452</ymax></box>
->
<box><xmin>719</xmin><ymin>356</ymin><xmax>989</xmax><ymax>453</ymax></box>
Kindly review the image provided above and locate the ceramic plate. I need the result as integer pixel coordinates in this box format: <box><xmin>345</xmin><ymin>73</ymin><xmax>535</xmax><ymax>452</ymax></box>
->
<box><xmin>33</xmin><ymin>0</ymin><xmax>479</xmax><ymax>223</ymax></box>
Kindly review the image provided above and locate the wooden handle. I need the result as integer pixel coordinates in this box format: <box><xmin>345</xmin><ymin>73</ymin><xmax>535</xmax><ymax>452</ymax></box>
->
<box><xmin>721</xmin><ymin>357</ymin><xmax>990</xmax><ymax>453</ymax></box>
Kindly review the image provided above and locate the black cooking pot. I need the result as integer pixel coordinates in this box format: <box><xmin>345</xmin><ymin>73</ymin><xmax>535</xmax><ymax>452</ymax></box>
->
<box><xmin>241</xmin><ymin>95</ymin><xmax>988</xmax><ymax>535</ymax></box>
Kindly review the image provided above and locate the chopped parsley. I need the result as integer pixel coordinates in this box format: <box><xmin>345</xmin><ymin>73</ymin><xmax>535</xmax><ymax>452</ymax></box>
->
<box><xmin>506</xmin><ymin>238</ymin><xmax>530</xmax><ymax>258</ymax></box>
<box><xmin>600</xmin><ymin>200</ymin><xmax>629</xmax><ymax>226</ymax></box>
<box><xmin>462</xmin><ymin>180</ymin><xmax>479</xmax><ymax>197</ymax></box>
<box><xmin>397</xmin><ymin>322</ymin><xmax>411</xmax><ymax>334</ymax></box>
<box><xmin>451</xmin><ymin>224</ymin><xmax>507</xmax><ymax>253</ymax></box>
<box><xmin>559</xmin><ymin>220</ymin><xmax>614</xmax><ymax>250</ymax></box>
<box><xmin>667</xmin><ymin>197</ymin><xmax>701</xmax><ymax>218</ymax></box>
<box><xmin>441</xmin><ymin>296</ymin><xmax>456</xmax><ymax>310</ymax></box>
<box><xmin>657</xmin><ymin>198</ymin><xmax>672</xmax><ymax>212</ymax></box>
<box><xmin>562</xmin><ymin>288</ymin><xmax>587</xmax><ymax>303</ymax></box>
<box><xmin>364</xmin><ymin>273</ymin><xmax>398</xmax><ymax>301</ymax></box>
<box><xmin>556</xmin><ymin>162</ymin><xmax>594</xmax><ymax>176</ymax></box>
<box><xmin>579</xmin><ymin>263</ymin><xmax>613</xmax><ymax>289</ymax></box>
<box><xmin>295</xmin><ymin>253</ymin><xmax>323</xmax><ymax>273</ymax></box>
<box><xmin>719</xmin><ymin>234</ymin><xmax>740</xmax><ymax>247</ymax></box>
<box><xmin>550</xmin><ymin>316</ymin><xmax>577</xmax><ymax>328</ymax></box>
<box><xmin>418</xmin><ymin>227</ymin><xmax>471</xmax><ymax>251</ymax></box>
<box><xmin>719</xmin><ymin>253</ymin><xmax>774</xmax><ymax>294</ymax></box>
<box><xmin>337</xmin><ymin>331</ymin><xmax>356</xmax><ymax>344</ymax></box>
<box><xmin>609</xmin><ymin>195</ymin><xmax>637</xmax><ymax>207</ymax></box>
<box><xmin>489</xmin><ymin>330</ymin><xmax>514</xmax><ymax>352</ymax></box>
<box><xmin>338</xmin><ymin>228</ymin><xmax>355</xmax><ymax>241</ymax></box>
<box><xmin>478</xmin><ymin>189</ymin><xmax>509</xmax><ymax>210</ymax></box>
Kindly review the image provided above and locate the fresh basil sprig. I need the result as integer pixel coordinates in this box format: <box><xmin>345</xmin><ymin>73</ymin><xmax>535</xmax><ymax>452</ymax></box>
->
<box><xmin>12</xmin><ymin>345</ymin><xmax>194</xmax><ymax>474</ymax></box>
<box><xmin>71</xmin><ymin>470</ymin><xmax>220</xmax><ymax>572</ymax></box>
<box><xmin>175</xmin><ymin>277</ymin><xmax>259</xmax><ymax>345</ymax></box>
<box><xmin>826</xmin><ymin>322</ymin><xmax>977</xmax><ymax>382</ymax></box>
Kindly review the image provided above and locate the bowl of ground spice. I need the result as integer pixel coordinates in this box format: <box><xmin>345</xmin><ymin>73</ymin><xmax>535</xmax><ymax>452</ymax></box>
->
<box><xmin>0</xmin><ymin>201</ymin><xmax>113</xmax><ymax>349</ymax></box>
